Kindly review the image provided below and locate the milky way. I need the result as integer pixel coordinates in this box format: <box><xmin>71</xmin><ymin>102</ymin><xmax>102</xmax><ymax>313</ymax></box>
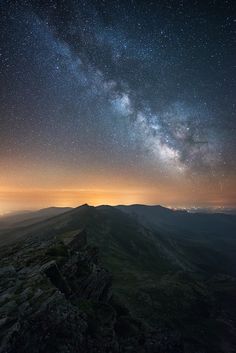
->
<box><xmin>0</xmin><ymin>0</ymin><xmax>235</xmax><ymax>211</ymax></box>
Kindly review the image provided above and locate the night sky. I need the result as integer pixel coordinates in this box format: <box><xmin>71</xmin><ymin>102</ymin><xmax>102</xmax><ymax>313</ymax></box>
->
<box><xmin>0</xmin><ymin>0</ymin><xmax>235</xmax><ymax>212</ymax></box>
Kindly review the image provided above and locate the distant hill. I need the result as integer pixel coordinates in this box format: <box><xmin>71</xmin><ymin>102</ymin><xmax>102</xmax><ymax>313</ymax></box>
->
<box><xmin>117</xmin><ymin>204</ymin><xmax>236</xmax><ymax>236</ymax></box>
<box><xmin>0</xmin><ymin>207</ymin><xmax>73</xmax><ymax>229</ymax></box>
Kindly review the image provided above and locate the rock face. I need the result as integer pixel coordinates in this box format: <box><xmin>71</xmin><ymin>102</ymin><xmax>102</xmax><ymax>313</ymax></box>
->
<box><xmin>0</xmin><ymin>227</ymin><xmax>182</xmax><ymax>353</ymax></box>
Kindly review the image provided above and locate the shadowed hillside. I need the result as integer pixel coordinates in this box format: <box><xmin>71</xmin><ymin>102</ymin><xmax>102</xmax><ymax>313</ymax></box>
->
<box><xmin>0</xmin><ymin>204</ymin><xmax>236</xmax><ymax>352</ymax></box>
<box><xmin>0</xmin><ymin>207</ymin><xmax>72</xmax><ymax>230</ymax></box>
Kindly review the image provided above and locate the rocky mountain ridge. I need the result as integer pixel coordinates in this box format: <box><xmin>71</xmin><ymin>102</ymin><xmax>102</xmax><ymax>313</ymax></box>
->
<box><xmin>0</xmin><ymin>204</ymin><xmax>236</xmax><ymax>353</ymax></box>
<box><xmin>0</xmin><ymin>224</ymin><xmax>182</xmax><ymax>353</ymax></box>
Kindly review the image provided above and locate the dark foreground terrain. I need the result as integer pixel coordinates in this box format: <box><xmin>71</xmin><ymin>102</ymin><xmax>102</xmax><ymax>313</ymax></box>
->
<box><xmin>0</xmin><ymin>205</ymin><xmax>236</xmax><ymax>353</ymax></box>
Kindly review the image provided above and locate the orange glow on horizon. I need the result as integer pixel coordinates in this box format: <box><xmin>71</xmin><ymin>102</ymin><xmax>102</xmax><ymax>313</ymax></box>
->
<box><xmin>0</xmin><ymin>180</ymin><xmax>235</xmax><ymax>214</ymax></box>
<box><xmin>0</xmin><ymin>159</ymin><xmax>235</xmax><ymax>214</ymax></box>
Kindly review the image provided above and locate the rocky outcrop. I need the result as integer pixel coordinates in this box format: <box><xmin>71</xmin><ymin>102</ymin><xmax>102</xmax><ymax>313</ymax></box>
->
<box><xmin>68</xmin><ymin>228</ymin><xmax>87</xmax><ymax>250</ymax></box>
<box><xmin>40</xmin><ymin>260</ymin><xmax>72</xmax><ymax>298</ymax></box>
<box><xmin>0</xmin><ymin>228</ymin><xmax>183</xmax><ymax>353</ymax></box>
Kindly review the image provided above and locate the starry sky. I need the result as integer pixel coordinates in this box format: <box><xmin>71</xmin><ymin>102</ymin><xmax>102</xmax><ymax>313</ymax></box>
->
<box><xmin>0</xmin><ymin>0</ymin><xmax>235</xmax><ymax>213</ymax></box>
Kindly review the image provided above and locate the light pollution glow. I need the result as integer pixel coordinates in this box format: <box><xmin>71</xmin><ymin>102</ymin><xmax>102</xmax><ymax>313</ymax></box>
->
<box><xmin>0</xmin><ymin>167</ymin><xmax>235</xmax><ymax>214</ymax></box>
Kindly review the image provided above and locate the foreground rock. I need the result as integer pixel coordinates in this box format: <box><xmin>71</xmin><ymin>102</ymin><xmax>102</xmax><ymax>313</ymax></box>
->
<box><xmin>0</xmin><ymin>229</ymin><xmax>182</xmax><ymax>353</ymax></box>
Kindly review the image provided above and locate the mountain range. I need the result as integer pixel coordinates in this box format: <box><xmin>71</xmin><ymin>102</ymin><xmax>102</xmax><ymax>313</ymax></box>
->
<box><xmin>0</xmin><ymin>204</ymin><xmax>236</xmax><ymax>353</ymax></box>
